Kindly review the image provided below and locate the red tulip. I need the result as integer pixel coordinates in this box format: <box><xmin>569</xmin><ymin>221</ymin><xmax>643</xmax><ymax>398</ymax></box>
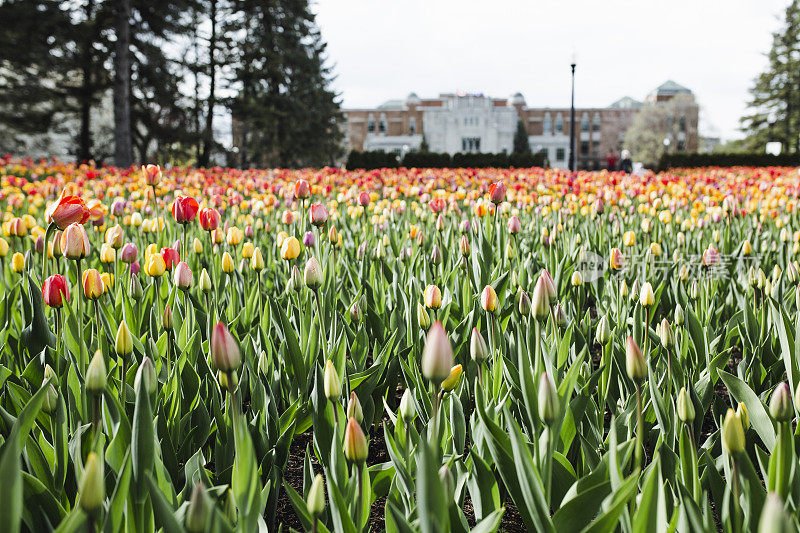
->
<box><xmin>198</xmin><ymin>207</ymin><xmax>220</xmax><ymax>231</ymax></box>
<box><xmin>161</xmin><ymin>247</ymin><xmax>180</xmax><ymax>271</ymax></box>
<box><xmin>295</xmin><ymin>179</ymin><xmax>310</xmax><ymax>199</ymax></box>
<box><xmin>45</xmin><ymin>191</ymin><xmax>91</xmax><ymax>229</ymax></box>
<box><xmin>489</xmin><ymin>181</ymin><xmax>507</xmax><ymax>204</ymax></box>
<box><xmin>357</xmin><ymin>191</ymin><xmax>370</xmax><ymax>207</ymax></box>
<box><xmin>42</xmin><ymin>274</ymin><xmax>69</xmax><ymax>308</ymax></box>
<box><xmin>171</xmin><ymin>196</ymin><xmax>200</xmax><ymax>224</ymax></box>
<box><xmin>429</xmin><ymin>198</ymin><xmax>446</xmax><ymax>213</ymax></box>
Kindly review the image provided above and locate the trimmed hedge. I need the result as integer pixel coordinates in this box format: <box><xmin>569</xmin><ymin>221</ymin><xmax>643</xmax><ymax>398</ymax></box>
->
<box><xmin>658</xmin><ymin>152</ymin><xmax>800</xmax><ymax>170</ymax></box>
<box><xmin>346</xmin><ymin>150</ymin><xmax>545</xmax><ymax>170</ymax></box>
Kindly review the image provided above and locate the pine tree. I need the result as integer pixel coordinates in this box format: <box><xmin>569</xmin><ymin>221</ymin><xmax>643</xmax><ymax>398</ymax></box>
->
<box><xmin>741</xmin><ymin>0</ymin><xmax>800</xmax><ymax>154</ymax></box>
<box><xmin>229</xmin><ymin>0</ymin><xmax>341</xmax><ymax>168</ymax></box>
<box><xmin>513</xmin><ymin>119</ymin><xmax>531</xmax><ymax>154</ymax></box>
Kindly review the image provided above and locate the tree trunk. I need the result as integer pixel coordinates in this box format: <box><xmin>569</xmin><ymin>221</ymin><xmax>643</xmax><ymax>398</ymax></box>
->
<box><xmin>77</xmin><ymin>0</ymin><xmax>95</xmax><ymax>162</ymax></box>
<box><xmin>113</xmin><ymin>0</ymin><xmax>133</xmax><ymax>166</ymax></box>
<box><xmin>199</xmin><ymin>0</ymin><xmax>217</xmax><ymax>167</ymax></box>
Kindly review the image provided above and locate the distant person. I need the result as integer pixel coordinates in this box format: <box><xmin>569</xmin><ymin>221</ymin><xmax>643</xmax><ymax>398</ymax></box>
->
<box><xmin>605</xmin><ymin>150</ymin><xmax>618</xmax><ymax>171</ymax></box>
<box><xmin>620</xmin><ymin>150</ymin><xmax>632</xmax><ymax>173</ymax></box>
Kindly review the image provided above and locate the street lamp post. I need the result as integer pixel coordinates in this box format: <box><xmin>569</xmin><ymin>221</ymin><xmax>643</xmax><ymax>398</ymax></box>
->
<box><xmin>568</xmin><ymin>59</ymin><xmax>577</xmax><ymax>172</ymax></box>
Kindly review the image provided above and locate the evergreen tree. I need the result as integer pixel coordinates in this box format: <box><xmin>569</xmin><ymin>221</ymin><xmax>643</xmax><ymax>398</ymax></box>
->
<box><xmin>513</xmin><ymin>119</ymin><xmax>531</xmax><ymax>154</ymax></box>
<box><xmin>741</xmin><ymin>0</ymin><xmax>800</xmax><ymax>153</ymax></box>
<box><xmin>229</xmin><ymin>0</ymin><xmax>342</xmax><ymax>168</ymax></box>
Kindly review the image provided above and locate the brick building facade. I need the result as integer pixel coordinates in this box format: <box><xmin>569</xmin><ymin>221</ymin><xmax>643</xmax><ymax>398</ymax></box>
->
<box><xmin>342</xmin><ymin>81</ymin><xmax>699</xmax><ymax>169</ymax></box>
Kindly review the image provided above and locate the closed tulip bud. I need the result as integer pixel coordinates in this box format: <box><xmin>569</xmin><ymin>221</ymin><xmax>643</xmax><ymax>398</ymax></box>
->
<box><xmin>162</xmin><ymin>304</ymin><xmax>173</xmax><ymax>331</ymax></box>
<box><xmin>115</xmin><ymin>320</ymin><xmax>133</xmax><ymax>356</ymax></box>
<box><xmin>538</xmin><ymin>372</ymin><xmax>559</xmax><ymax>425</ymax></box>
<box><xmin>737</xmin><ymin>402</ymin><xmax>750</xmax><ymax>430</ymax></box>
<box><xmin>0</xmin><ymin>237</ymin><xmax>8</xmax><ymax>257</ymax></box>
<box><xmin>349</xmin><ymin>300</ymin><xmax>361</xmax><ymax>322</ymax></box>
<box><xmin>441</xmin><ymin>364</ymin><xmax>463</xmax><ymax>392</ymax></box>
<box><xmin>689</xmin><ymin>280</ymin><xmax>699</xmax><ymax>300</ymax></box>
<box><xmin>674</xmin><ymin>304</ymin><xmax>684</xmax><ymax>326</ymax></box>
<box><xmin>422</xmin><ymin>321</ymin><xmax>454</xmax><ymax>382</ymax></box>
<box><xmin>770</xmin><ymin>383</ymin><xmax>793</xmax><ymax>422</ymax></box>
<box><xmin>174</xmin><ymin>261</ymin><xmax>193</xmax><ymax>290</ymax></box>
<box><xmin>658</xmin><ymin>318</ymin><xmax>673</xmax><ymax>348</ymax></box>
<box><xmin>221</xmin><ymin>252</ymin><xmax>234</xmax><ymax>273</ymax></box>
<box><xmin>343</xmin><ymin>417</ymin><xmax>368</xmax><ymax>464</ymax></box>
<box><xmin>787</xmin><ymin>262</ymin><xmax>798</xmax><ymax>283</ymax></box>
<box><xmin>307</xmin><ymin>474</ymin><xmax>326</xmax><ymax>518</ymax></box>
<box><xmin>347</xmin><ymin>391</ymin><xmax>363</xmax><ymax>423</ymax></box>
<box><xmin>304</xmin><ymin>257</ymin><xmax>323</xmax><ymax>289</ymax></box>
<box><xmin>211</xmin><ymin>322</ymin><xmax>241</xmax><ymax>373</ymax></box>
<box><xmin>42</xmin><ymin>365</ymin><xmax>59</xmax><ymax>414</ymax></box>
<box><xmin>430</xmin><ymin>244</ymin><xmax>442</xmax><ymax>265</ymax></box>
<box><xmin>250</xmin><ymin>248</ymin><xmax>264</xmax><ymax>271</ymax></box>
<box><xmin>532</xmin><ymin>276</ymin><xmax>550</xmax><ymax>320</ymax></box>
<box><xmin>619</xmin><ymin>280</ymin><xmax>629</xmax><ymax>298</ymax></box>
<box><xmin>290</xmin><ymin>265</ymin><xmax>303</xmax><ymax>292</ymax></box>
<box><xmin>357</xmin><ymin>241</ymin><xmax>367</xmax><ymax>260</ymax></box>
<box><xmin>758</xmin><ymin>493</ymin><xmax>793</xmax><ymax>533</ymax></box>
<box><xmin>42</xmin><ymin>274</ymin><xmax>69</xmax><ymax>308</ymax></box>
<box><xmin>625</xmin><ymin>336</ymin><xmax>646</xmax><ymax>382</ymax></box>
<box><xmin>507</xmin><ymin>215</ymin><xmax>521</xmax><ymax>234</ymax></box>
<box><xmin>309</xmin><ymin>203</ymin><xmax>329</xmax><ymax>227</ymax></box>
<box><xmin>517</xmin><ymin>288</ymin><xmax>531</xmax><ymax>315</ymax></box>
<box><xmin>86</xmin><ymin>351</ymin><xmax>107</xmax><ymax>394</ymax></box>
<box><xmin>540</xmin><ymin>270</ymin><xmax>557</xmax><ymax>300</ymax></box>
<box><xmin>417</xmin><ymin>302</ymin><xmax>431</xmax><ymax>329</ymax></box>
<box><xmin>193</xmin><ymin>238</ymin><xmax>203</xmax><ymax>254</ymax></box>
<box><xmin>742</xmin><ymin>240</ymin><xmax>753</xmax><ymax>256</ymax></box>
<box><xmin>324</xmin><ymin>360</ymin><xmax>341</xmax><ymax>401</ymax></box>
<box><xmin>241</xmin><ymin>242</ymin><xmax>254</xmax><ymax>259</ymax></box>
<box><xmin>571</xmin><ymin>271</ymin><xmax>583</xmax><ymax>286</ymax></box>
<box><xmin>185</xmin><ymin>483</ymin><xmax>210</xmax><ymax>533</ymax></box>
<box><xmin>424</xmin><ymin>284</ymin><xmax>442</xmax><ymax>310</ymax></box>
<box><xmin>595</xmin><ymin>315</ymin><xmax>611</xmax><ymax>345</ymax></box>
<box><xmin>723</xmin><ymin>408</ymin><xmax>745</xmax><ymax>454</ymax></box>
<box><xmin>480</xmin><ymin>285</ymin><xmax>499</xmax><ymax>313</ymax></box>
<box><xmin>135</xmin><ymin>357</ymin><xmax>157</xmax><ymax>395</ymax></box>
<box><xmin>470</xmin><ymin>327</ymin><xmax>489</xmax><ymax>363</ymax></box>
<box><xmin>459</xmin><ymin>235</ymin><xmax>470</xmax><ymax>257</ymax></box>
<box><xmin>327</xmin><ymin>225</ymin><xmax>339</xmax><ymax>245</ymax></box>
<box><xmin>79</xmin><ymin>452</ymin><xmax>105</xmax><ymax>515</ymax></box>
<box><xmin>199</xmin><ymin>269</ymin><xmax>212</xmax><ymax>293</ymax></box>
<box><xmin>128</xmin><ymin>273</ymin><xmax>143</xmax><ymax>301</ymax></box>
<box><xmin>400</xmin><ymin>389</ymin><xmax>416</xmax><ymax>421</ymax></box>
<box><xmin>553</xmin><ymin>302</ymin><xmax>566</xmax><ymax>327</ymax></box>
<box><xmin>677</xmin><ymin>387</ymin><xmax>695</xmax><ymax>422</ymax></box>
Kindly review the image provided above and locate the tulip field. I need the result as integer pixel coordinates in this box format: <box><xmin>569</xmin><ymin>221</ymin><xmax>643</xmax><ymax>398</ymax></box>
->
<box><xmin>4</xmin><ymin>157</ymin><xmax>800</xmax><ymax>532</ymax></box>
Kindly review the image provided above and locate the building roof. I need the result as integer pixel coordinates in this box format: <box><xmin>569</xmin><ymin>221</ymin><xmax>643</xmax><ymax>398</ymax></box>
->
<box><xmin>653</xmin><ymin>80</ymin><xmax>692</xmax><ymax>95</ymax></box>
<box><xmin>377</xmin><ymin>99</ymin><xmax>405</xmax><ymax>110</ymax></box>
<box><xmin>609</xmin><ymin>96</ymin><xmax>642</xmax><ymax>109</ymax></box>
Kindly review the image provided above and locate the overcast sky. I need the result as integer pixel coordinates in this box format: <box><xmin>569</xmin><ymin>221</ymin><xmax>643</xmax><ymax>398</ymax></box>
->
<box><xmin>314</xmin><ymin>0</ymin><xmax>789</xmax><ymax>141</ymax></box>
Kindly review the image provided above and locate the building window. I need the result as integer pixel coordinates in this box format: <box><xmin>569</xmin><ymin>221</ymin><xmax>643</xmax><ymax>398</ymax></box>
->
<box><xmin>556</xmin><ymin>148</ymin><xmax>565</xmax><ymax>161</ymax></box>
<box><xmin>379</xmin><ymin>114</ymin><xmax>387</xmax><ymax>134</ymax></box>
<box><xmin>543</xmin><ymin>113</ymin><xmax>552</xmax><ymax>135</ymax></box>
<box><xmin>592</xmin><ymin>114</ymin><xmax>601</xmax><ymax>132</ymax></box>
<box><xmin>409</xmin><ymin>117</ymin><xmax>416</xmax><ymax>135</ymax></box>
<box><xmin>678</xmin><ymin>139</ymin><xmax>686</xmax><ymax>151</ymax></box>
<box><xmin>367</xmin><ymin>114</ymin><xmax>375</xmax><ymax>133</ymax></box>
<box><xmin>592</xmin><ymin>140</ymin><xmax>600</xmax><ymax>156</ymax></box>
<box><xmin>581</xmin><ymin>113</ymin><xmax>589</xmax><ymax>132</ymax></box>
<box><xmin>555</xmin><ymin>114</ymin><xmax>563</xmax><ymax>133</ymax></box>
<box><xmin>679</xmin><ymin>115</ymin><xmax>686</xmax><ymax>132</ymax></box>
<box><xmin>580</xmin><ymin>140</ymin><xmax>589</xmax><ymax>155</ymax></box>
<box><xmin>461</xmin><ymin>137</ymin><xmax>481</xmax><ymax>152</ymax></box>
